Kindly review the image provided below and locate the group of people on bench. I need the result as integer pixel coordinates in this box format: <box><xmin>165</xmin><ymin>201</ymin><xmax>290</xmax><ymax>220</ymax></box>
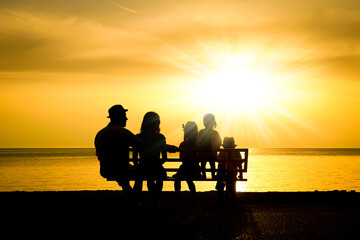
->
<box><xmin>95</xmin><ymin>104</ymin><xmax>242</xmax><ymax>205</ymax></box>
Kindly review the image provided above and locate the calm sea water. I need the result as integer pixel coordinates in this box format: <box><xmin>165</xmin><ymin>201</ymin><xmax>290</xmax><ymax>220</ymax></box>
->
<box><xmin>0</xmin><ymin>148</ymin><xmax>359</xmax><ymax>192</ymax></box>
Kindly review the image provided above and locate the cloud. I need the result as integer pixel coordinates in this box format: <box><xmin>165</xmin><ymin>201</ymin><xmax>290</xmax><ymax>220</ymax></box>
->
<box><xmin>318</xmin><ymin>55</ymin><xmax>360</xmax><ymax>81</ymax></box>
<box><xmin>0</xmin><ymin>7</ymin><xmax>160</xmax><ymax>74</ymax></box>
<box><xmin>1</xmin><ymin>0</ymin><xmax>359</xmax><ymax>81</ymax></box>
<box><xmin>113</xmin><ymin>2</ymin><xmax>138</xmax><ymax>15</ymax></box>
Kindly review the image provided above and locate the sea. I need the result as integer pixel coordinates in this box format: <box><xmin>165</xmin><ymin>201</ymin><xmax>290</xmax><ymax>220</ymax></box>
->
<box><xmin>0</xmin><ymin>148</ymin><xmax>359</xmax><ymax>192</ymax></box>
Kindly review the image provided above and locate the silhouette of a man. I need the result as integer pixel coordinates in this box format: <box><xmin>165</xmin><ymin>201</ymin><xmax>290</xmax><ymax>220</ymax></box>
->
<box><xmin>95</xmin><ymin>105</ymin><xmax>140</xmax><ymax>192</ymax></box>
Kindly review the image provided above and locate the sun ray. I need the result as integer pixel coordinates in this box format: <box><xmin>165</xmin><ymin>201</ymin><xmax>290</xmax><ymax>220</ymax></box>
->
<box><xmin>153</xmin><ymin>37</ymin><xmax>326</xmax><ymax>147</ymax></box>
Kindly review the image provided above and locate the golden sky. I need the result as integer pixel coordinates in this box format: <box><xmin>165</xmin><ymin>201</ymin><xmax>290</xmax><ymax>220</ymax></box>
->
<box><xmin>1</xmin><ymin>0</ymin><xmax>360</xmax><ymax>148</ymax></box>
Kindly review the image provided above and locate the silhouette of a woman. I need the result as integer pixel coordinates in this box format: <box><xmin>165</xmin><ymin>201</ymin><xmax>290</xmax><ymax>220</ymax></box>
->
<box><xmin>134</xmin><ymin>112</ymin><xmax>167</xmax><ymax>200</ymax></box>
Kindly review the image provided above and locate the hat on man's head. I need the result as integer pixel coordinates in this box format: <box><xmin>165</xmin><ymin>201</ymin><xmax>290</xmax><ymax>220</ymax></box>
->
<box><xmin>107</xmin><ymin>105</ymin><xmax>128</xmax><ymax>118</ymax></box>
<box><xmin>222</xmin><ymin>137</ymin><xmax>237</xmax><ymax>148</ymax></box>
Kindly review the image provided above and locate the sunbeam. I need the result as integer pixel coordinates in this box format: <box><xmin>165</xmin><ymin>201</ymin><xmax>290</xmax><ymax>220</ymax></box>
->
<box><xmin>157</xmin><ymin>39</ymin><xmax>326</xmax><ymax>147</ymax></box>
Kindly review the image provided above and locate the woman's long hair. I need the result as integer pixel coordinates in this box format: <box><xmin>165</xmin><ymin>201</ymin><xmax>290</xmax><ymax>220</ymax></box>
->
<box><xmin>140</xmin><ymin>111</ymin><xmax>160</xmax><ymax>134</ymax></box>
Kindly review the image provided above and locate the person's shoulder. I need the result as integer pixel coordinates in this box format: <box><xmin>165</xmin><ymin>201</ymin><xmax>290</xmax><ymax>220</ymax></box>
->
<box><xmin>111</xmin><ymin>124</ymin><xmax>135</xmax><ymax>136</ymax></box>
<box><xmin>198</xmin><ymin>129</ymin><xmax>205</xmax><ymax>133</ymax></box>
<box><xmin>180</xmin><ymin>141</ymin><xmax>195</xmax><ymax>149</ymax></box>
<box><xmin>135</xmin><ymin>132</ymin><xmax>144</xmax><ymax>140</ymax></box>
<box><xmin>155</xmin><ymin>133</ymin><xmax>166</xmax><ymax>144</ymax></box>
<box><xmin>95</xmin><ymin>124</ymin><xmax>110</xmax><ymax>136</ymax></box>
<box><xmin>125</xmin><ymin>128</ymin><xmax>135</xmax><ymax>135</ymax></box>
<box><xmin>197</xmin><ymin>129</ymin><xmax>206</xmax><ymax>136</ymax></box>
<box><xmin>119</xmin><ymin>127</ymin><xmax>137</xmax><ymax>138</ymax></box>
<box><xmin>96</xmin><ymin>126</ymin><xmax>106</xmax><ymax>135</ymax></box>
<box><xmin>157</xmin><ymin>133</ymin><xmax>166</xmax><ymax>139</ymax></box>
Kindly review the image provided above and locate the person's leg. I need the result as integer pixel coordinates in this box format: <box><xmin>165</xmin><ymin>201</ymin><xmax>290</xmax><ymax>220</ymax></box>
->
<box><xmin>155</xmin><ymin>179</ymin><xmax>163</xmax><ymax>199</ymax></box>
<box><xmin>186</xmin><ymin>180</ymin><xmax>197</xmax><ymax>205</ymax></box>
<box><xmin>118</xmin><ymin>181</ymin><xmax>132</xmax><ymax>192</ymax></box>
<box><xmin>157</xmin><ymin>179</ymin><xmax>163</xmax><ymax>192</ymax></box>
<box><xmin>117</xmin><ymin>180</ymin><xmax>136</xmax><ymax>205</ymax></box>
<box><xmin>133</xmin><ymin>178</ymin><xmax>143</xmax><ymax>204</ymax></box>
<box><xmin>187</xmin><ymin>180</ymin><xmax>195</xmax><ymax>193</ymax></box>
<box><xmin>134</xmin><ymin>178</ymin><xmax>143</xmax><ymax>192</ymax></box>
<box><xmin>225</xmin><ymin>173</ymin><xmax>237</xmax><ymax>203</ymax></box>
<box><xmin>210</xmin><ymin>160</ymin><xmax>216</xmax><ymax>178</ymax></box>
<box><xmin>201</xmin><ymin>161</ymin><xmax>207</xmax><ymax>179</ymax></box>
<box><xmin>175</xmin><ymin>180</ymin><xmax>181</xmax><ymax>203</ymax></box>
<box><xmin>216</xmin><ymin>180</ymin><xmax>225</xmax><ymax>203</ymax></box>
<box><xmin>229</xmin><ymin>179</ymin><xmax>237</xmax><ymax>203</ymax></box>
<box><xmin>147</xmin><ymin>179</ymin><xmax>155</xmax><ymax>193</ymax></box>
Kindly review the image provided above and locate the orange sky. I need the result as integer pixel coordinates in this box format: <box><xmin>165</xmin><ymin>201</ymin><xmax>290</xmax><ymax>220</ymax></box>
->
<box><xmin>1</xmin><ymin>0</ymin><xmax>360</xmax><ymax>148</ymax></box>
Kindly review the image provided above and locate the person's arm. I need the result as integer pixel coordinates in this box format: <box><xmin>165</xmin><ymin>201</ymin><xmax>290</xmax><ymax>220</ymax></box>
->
<box><xmin>212</xmin><ymin>131</ymin><xmax>222</xmax><ymax>151</ymax></box>
<box><xmin>160</xmin><ymin>136</ymin><xmax>167</xmax><ymax>164</ymax></box>
<box><xmin>130</xmin><ymin>133</ymin><xmax>141</xmax><ymax>166</ymax></box>
<box><xmin>166</xmin><ymin>144</ymin><xmax>179</xmax><ymax>153</ymax></box>
<box><xmin>130</xmin><ymin>133</ymin><xmax>142</xmax><ymax>148</ymax></box>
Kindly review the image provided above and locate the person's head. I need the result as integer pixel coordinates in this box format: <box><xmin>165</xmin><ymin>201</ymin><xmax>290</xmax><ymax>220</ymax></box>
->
<box><xmin>222</xmin><ymin>137</ymin><xmax>237</xmax><ymax>149</ymax></box>
<box><xmin>140</xmin><ymin>111</ymin><xmax>160</xmax><ymax>134</ymax></box>
<box><xmin>203</xmin><ymin>113</ymin><xmax>217</xmax><ymax>129</ymax></box>
<box><xmin>107</xmin><ymin>104</ymin><xmax>128</xmax><ymax>127</ymax></box>
<box><xmin>183</xmin><ymin>121</ymin><xmax>198</xmax><ymax>143</ymax></box>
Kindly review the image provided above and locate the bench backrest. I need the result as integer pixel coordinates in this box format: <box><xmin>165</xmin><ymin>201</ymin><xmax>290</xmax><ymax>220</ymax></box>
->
<box><xmin>128</xmin><ymin>148</ymin><xmax>248</xmax><ymax>181</ymax></box>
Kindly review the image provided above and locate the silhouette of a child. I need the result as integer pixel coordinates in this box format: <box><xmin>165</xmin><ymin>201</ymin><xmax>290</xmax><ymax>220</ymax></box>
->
<box><xmin>196</xmin><ymin>113</ymin><xmax>221</xmax><ymax>179</ymax></box>
<box><xmin>174</xmin><ymin>121</ymin><xmax>201</xmax><ymax>204</ymax></box>
<box><xmin>216</xmin><ymin>137</ymin><xmax>242</xmax><ymax>203</ymax></box>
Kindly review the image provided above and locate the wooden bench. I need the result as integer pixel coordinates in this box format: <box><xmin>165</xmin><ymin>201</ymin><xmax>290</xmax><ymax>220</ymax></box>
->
<box><xmin>106</xmin><ymin>148</ymin><xmax>248</xmax><ymax>183</ymax></box>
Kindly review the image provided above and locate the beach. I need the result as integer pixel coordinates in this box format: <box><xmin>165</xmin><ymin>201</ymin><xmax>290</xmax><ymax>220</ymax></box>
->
<box><xmin>2</xmin><ymin>191</ymin><xmax>359</xmax><ymax>239</ymax></box>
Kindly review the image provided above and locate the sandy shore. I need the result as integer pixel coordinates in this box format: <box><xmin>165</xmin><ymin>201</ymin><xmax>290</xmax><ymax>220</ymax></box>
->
<box><xmin>2</xmin><ymin>191</ymin><xmax>359</xmax><ymax>239</ymax></box>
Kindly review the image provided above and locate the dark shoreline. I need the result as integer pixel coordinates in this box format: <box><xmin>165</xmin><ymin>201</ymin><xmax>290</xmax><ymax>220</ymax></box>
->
<box><xmin>2</xmin><ymin>191</ymin><xmax>359</xmax><ymax>239</ymax></box>
<box><xmin>2</xmin><ymin>190</ymin><xmax>359</xmax><ymax>203</ymax></box>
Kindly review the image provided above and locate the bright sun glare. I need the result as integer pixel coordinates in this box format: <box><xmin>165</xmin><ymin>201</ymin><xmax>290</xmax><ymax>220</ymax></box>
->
<box><xmin>195</xmin><ymin>55</ymin><xmax>278</xmax><ymax>113</ymax></box>
<box><xmin>199</xmin><ymin>67</ymin><xmax>274</xmax><ymax>111</ymax></box>
<box><xmin>166</xmin><ymin>44</ymin><xmax>320</xmax><ymax>146</ymax></box>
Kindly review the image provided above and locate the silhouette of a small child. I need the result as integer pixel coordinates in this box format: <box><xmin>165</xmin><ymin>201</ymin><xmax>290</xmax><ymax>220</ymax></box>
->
<box><xmin>174</xmin><ymin>121</ymin><xmax>201</xmax><ymax>204</ymax></box>
<box><xmin>216</xmin><ymin>137</ymin><xmax>242</xmax><ymax>203</ymax></box>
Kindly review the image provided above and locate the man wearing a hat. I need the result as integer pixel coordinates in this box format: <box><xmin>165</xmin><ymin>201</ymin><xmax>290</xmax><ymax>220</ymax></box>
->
<box><xmin>95</xmin><ymin>105</ymin><xmax>140</xmax><ymax>193</ymax></box>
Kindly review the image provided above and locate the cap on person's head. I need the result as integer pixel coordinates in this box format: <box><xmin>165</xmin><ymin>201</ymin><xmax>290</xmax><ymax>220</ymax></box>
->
<box><xmin>222</xmin><ymin>137</ymin><xmax>237</xmax><ymax>148</ymax></box>
<box><xmin>107</xmin><ymin>105</ymin><xmax>128</xmax><ymax>118</ymax></box>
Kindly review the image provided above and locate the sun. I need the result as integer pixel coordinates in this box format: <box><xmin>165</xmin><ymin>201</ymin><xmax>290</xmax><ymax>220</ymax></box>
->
<box><xmin>194</xmin><ymin>55</ymin><xmax>278</xmax><ymax>113</ymax></box>
<box><xmin>199</xmin><ymin>67</ymin><xmax>274</xmax><ymax>112</ymax></box>
<box><xmin>159</xmin><ymin>41</ymin><xmax>323</xmax><ymax>147</ymax></box>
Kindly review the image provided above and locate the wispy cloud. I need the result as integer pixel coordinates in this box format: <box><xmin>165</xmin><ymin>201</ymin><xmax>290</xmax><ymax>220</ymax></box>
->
<box><xmin>113</xmin><ymin>2</ymin><xmax>138</xmax><ymax>15</ymax></box>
